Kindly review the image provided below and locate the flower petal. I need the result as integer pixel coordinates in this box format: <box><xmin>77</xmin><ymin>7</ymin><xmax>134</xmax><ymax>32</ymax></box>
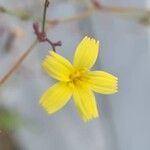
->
<box><xmin>42</xmin><ymin>51</ymin><xmax>73</xmax><ymax>81</ymax></box>
<box><xmin>73</xmin><ymin>86</ymin><xmax>99</xmax><ymax>122</ymax></box>
<box><xmin>73</xmin><ymin>36</ymin><xmax>100</xmax><ymax>69</ymax></box>
<box><xmin>87</xmin><ymin>71</ymin><xmax>118</xmax><ymax>94</ymax></box>
<box><xmin>40</xmin><ymin>82</ymin><xmax>72</xmax><ymax>114</ymax></box>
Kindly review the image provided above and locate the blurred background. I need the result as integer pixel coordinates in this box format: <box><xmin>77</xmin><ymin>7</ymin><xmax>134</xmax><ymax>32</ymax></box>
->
<box><xmin>0</xmin><ymin>0</ymin><xmax>150</xmax><ymax>150</ymax></box>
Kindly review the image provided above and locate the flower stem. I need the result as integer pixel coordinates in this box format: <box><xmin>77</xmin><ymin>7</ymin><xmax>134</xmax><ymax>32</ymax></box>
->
<box><xmin>42</xmin><ymin>0</ymin><xmax>49</xmax><ymax>33</ymax></box>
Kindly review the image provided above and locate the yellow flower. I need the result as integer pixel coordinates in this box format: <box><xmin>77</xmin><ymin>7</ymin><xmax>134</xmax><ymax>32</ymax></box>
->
<box><xmin>40</xmin><ymin>36</ymin><xmax>118</xmax><ymax>122</ymax></box>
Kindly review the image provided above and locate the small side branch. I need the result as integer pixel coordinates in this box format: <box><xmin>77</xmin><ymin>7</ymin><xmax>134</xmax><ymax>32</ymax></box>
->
<box><xmin>33</xmin><ymin>0</ymin><xmax>62</xmax><ymax>52</ymax></box>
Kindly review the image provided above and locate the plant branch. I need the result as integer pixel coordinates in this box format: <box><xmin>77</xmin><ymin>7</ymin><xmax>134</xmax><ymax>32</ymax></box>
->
<box><xmin>33</xmin><ymin>22</ymin><xmax>62</xmax><ymax>52</ymax></box>
<box><xmin>0</xmin><ymin>1</ymin><xmax>61</xmax><ymax>86</ymax></box>
<box><xmin>42</xmin><ymin>0</ymin><xmax>49</xmax><ymax>33</ymax></box>
<box><xmin>33</xmin><ymin>0</ymin><xmax>62</xmax><ymax>52</ymax></box>
<box><xmin>0</xmin><ymin>40</ymin><xmax>38</xmax><ymax>86</ymax></box>
<box><xmin>0</xmin><ymin>4</ymin><xmax>149</xmax><ymax>22</ymax></box>
<box><xmin>45</xmin><ymin>4</ymin><xmax>150</xmax><ymax>26</ymax></box>
<box><xmin>0</xmin><ymin>6</ymin><xmax>33</xmax><ymax>20</ymax></box>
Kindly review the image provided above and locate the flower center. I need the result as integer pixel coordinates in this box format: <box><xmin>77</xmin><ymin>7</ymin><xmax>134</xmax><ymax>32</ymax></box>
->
<box><xmin>69</xmin><ymin>69</ymin><xmax>86</xmax><ymax>83</ymax></box>
<box><xmin>70</xmin><ymin>70</ymin><xmax>81</xmax><ymax>81</ymax></box>
<box><xmin>67</xmin><ymin>68</ymin><xmax>89</xmax><ymax>89</ymax></box>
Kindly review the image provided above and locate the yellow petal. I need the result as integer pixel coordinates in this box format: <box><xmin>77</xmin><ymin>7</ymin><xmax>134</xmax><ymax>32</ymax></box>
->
<box><xmin>42</xmin><ymin>51</ymin><xmax>73</xmax><ymax>81</ymax></box>
<box><xmin>87</xmin><ymin>71</ymin><xmax>118</xmax><ymax>94</ymax></box>
<box><xmin>73</xmin><ymin>36</ymin><xmax>100</xmax><ymax>69</ymax></box>
<box><xmin>40</xmin><ymin>82</ymin><xmax>72</xmax><ymax>114</ymax></box>
<box><xmin>73</xmin><ymin>86</ymin><xmax>99</xmax><ymax>122</ymax></box>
